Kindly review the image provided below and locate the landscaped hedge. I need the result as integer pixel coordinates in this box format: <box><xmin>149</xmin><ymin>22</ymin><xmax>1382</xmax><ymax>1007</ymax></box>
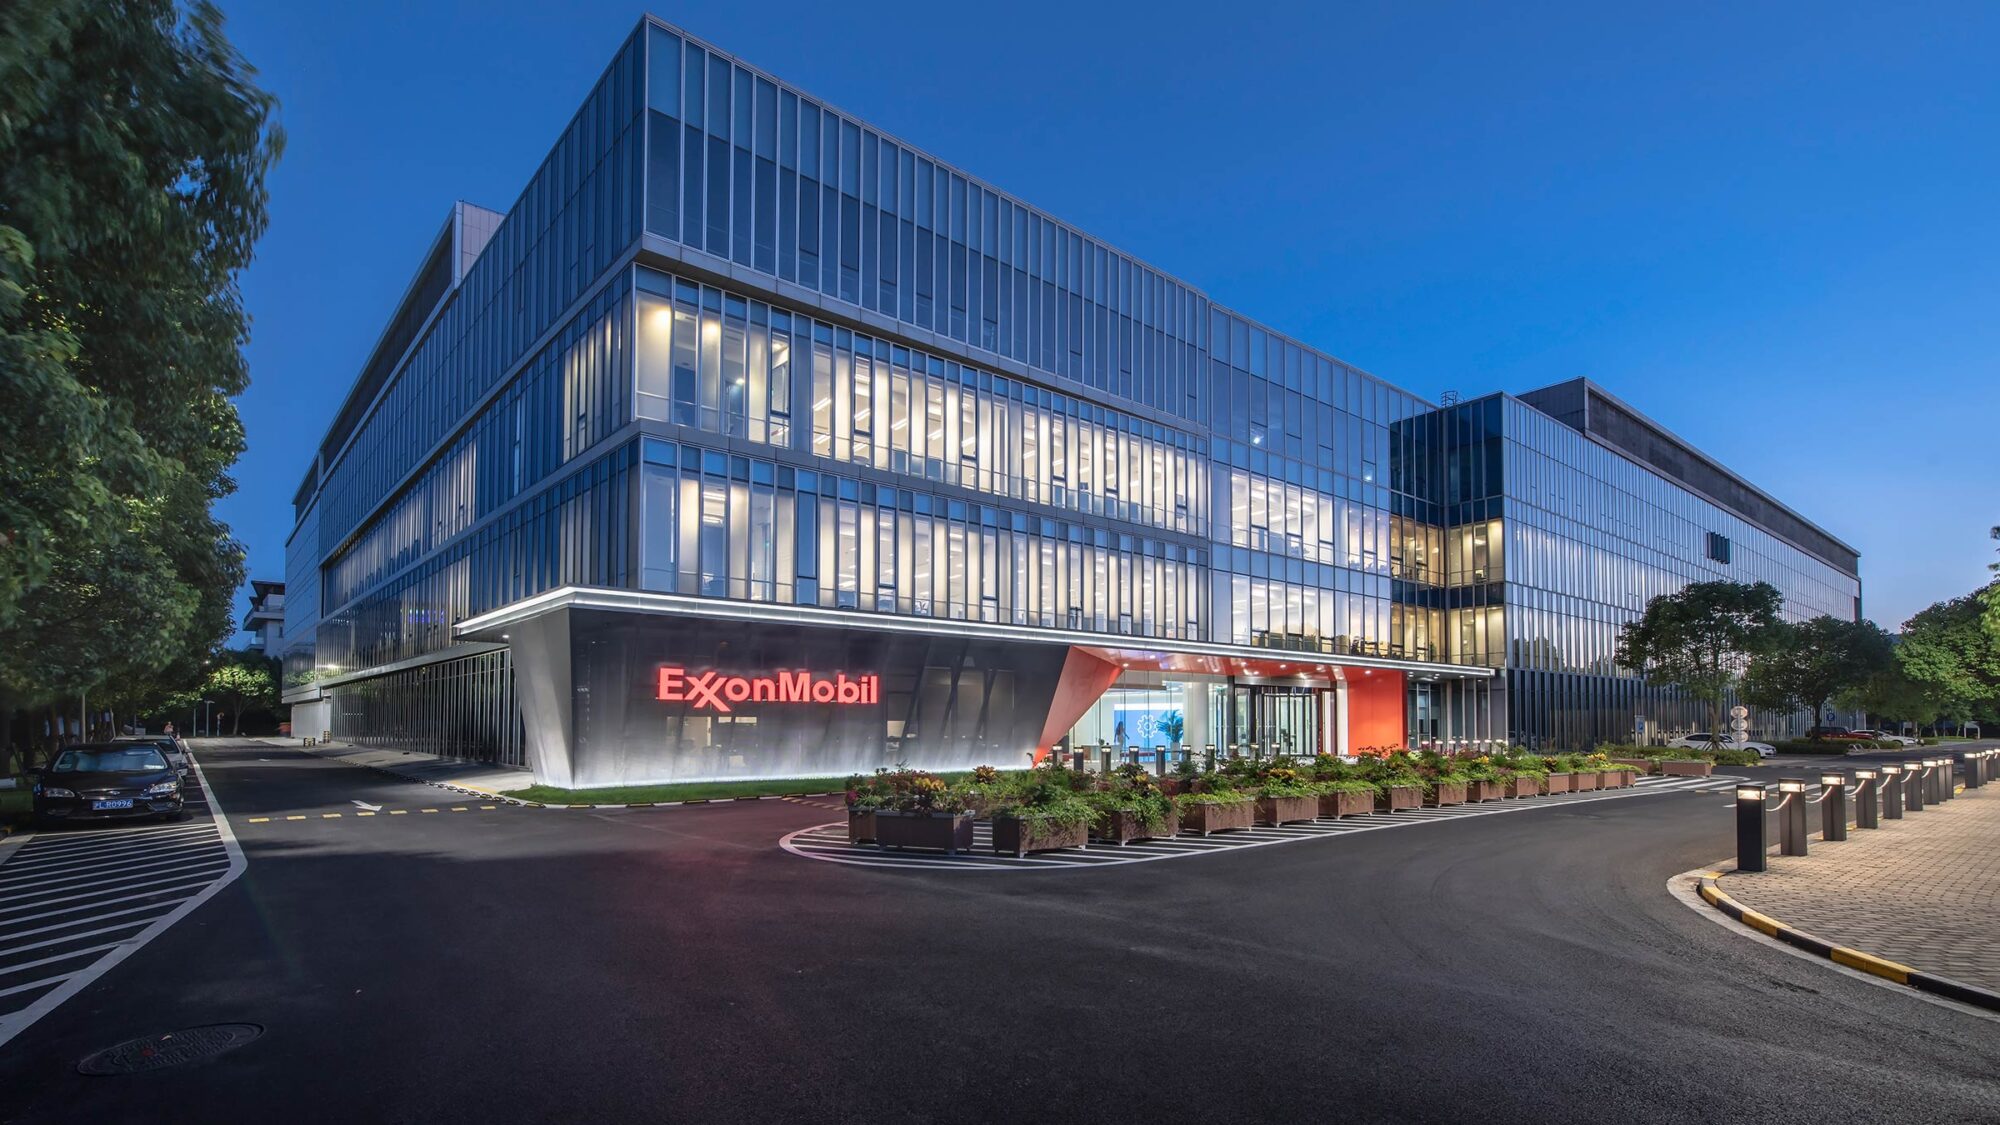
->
<box><xmin>1770</xmin><ymin>739</ymin><xmax>1905</xmax><ymax>753</ymax></box>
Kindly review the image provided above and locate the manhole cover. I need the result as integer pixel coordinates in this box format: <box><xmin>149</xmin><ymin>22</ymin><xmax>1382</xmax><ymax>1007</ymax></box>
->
<box><xmin>77</xmin><ymin>1024</ymin><xmax>263</xmax><ymax>1075</ymax></box>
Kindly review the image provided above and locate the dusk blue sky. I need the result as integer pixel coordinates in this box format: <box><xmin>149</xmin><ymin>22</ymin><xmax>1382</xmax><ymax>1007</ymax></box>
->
<box><xmin>216</xmin><ymin>1</ymin><xmax>1999</xmax><ymax>640</ymax></box>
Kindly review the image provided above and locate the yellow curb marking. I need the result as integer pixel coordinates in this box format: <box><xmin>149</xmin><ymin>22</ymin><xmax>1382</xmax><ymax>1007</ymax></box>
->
<box><xmin>389</xmin><ymin>809</ymin><xmax>408</xmax><ymax>814</ymax></box>
<box><xmin>322</xmin><ymin>813</ymin><xmax>341</xmax><ymax>818</ymax></box>
<box><xmin>1831</xmin><ymin>946</ymin><xmax>1914</xmax><ymax>983</ymax></box>
<box><xmin>420</xmin><ymin>808</ymin><xmax>439</xmax><ymax>813</ymax></box>
<box><xmin>480</xmin><ymin>805</ymin><xmax>496</xmax><ymax>810</ymax></box>
<box><xmin>285</xmin><ymin>815</ymin><xmax>306</xmax><ymax>821</ymax></box>
<box><xmin>356</xmin><ymin>811</ymin><xmax>376</xmax><ymax>817</ymax></box>
<box><xmin>247</xmin><ymin>817</ymin><xmax>270</xmax><ymax>823</ymax></box>
<box><xmin>449</xmin><ymin>806</ymin><xmax>467</xmax><ymax>812</ymax></box>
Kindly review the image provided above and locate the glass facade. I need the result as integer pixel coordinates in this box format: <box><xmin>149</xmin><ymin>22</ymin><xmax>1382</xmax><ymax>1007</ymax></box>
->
<box><xmin>286</xmin><ymin>15</ymin><xmax>1860</xmax><ymax>769</ymax></box>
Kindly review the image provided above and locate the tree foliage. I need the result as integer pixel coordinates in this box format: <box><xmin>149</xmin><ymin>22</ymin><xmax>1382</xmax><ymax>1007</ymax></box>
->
<box><xmin>0</xmin><ymin>1</ymin><xmax>280</xmax><ymax>713</ymax></box>
<box><xmin>1743</xmin><ymin>616</ymin><xmax>1892</xmax><ymax>728</ymax></box>
<box><xmin>1896</xmin><ymin>583</ymin><xmax>2000</xmax><ymax>724</ymax></box>
<box><xmin>1616</xmin><ymin>580</ymin><xmax>1782</xmax><ymax>735</ymax></box>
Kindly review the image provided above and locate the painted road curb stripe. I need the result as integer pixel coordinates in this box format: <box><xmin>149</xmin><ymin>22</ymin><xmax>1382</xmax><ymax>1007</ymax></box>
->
<box><xmin>1698</xmin><ymin>875</ymin><xmax>2000</xmax><ymax>1013</ymax></box>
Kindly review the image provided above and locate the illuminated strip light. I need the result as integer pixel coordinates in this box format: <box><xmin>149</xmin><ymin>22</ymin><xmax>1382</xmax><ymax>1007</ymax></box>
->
<box><xmin>456</xmin><ymin>586</ymin><xmax>1494</xmax><ymax>680</ymax></box>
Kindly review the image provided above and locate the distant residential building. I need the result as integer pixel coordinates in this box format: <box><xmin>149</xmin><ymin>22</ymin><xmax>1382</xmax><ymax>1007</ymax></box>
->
<box><xmin>243</xmin><ymin>580</ymin><xmax>285</xmax><ymax>654</ymax></box>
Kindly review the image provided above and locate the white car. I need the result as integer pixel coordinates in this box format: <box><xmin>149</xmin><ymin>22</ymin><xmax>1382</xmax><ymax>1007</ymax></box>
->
<box><xmin>1849</xmin><ymin>729</ymin><xmax>1920</xmax><ymax>747</ymax></box>
<box><xmin>1666</xmin><ymin>733</ymin><xmax>1776</xmax><ymax>758</ymax></box>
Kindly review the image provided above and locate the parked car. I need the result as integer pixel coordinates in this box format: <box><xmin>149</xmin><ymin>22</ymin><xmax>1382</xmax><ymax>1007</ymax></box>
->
<box><xmin>113</xmin><ymin>735</ymin><xmax>193</xmax><ymax>781</ymax></box>
<box><xmin>32</xmin><ymin>743</ymin><xmax>185</xmax><ymax>825</ymax></box>
<box><xmin>1807</xmin><ymin>726</ymin><xmax>1869</xmax><ymax>741</ymax></box>
<box><xmin>1849</xmin><ymin>729</ymin><xmax>1920</xmax><ymax>747</ymax></box>
<box><xmin>1666</xmin><ymin>733</ymin><xmax>1776</xmax><ymax>758</ymax></box>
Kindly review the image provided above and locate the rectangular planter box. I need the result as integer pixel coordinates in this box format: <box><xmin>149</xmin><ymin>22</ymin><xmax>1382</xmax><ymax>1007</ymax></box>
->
<box><xmin>1179</xmin><ymin>798</ymin><xmax>1256</xmax><ymax>836</ymax></box>
<box><xmin>1507</xmin><ymin>776</ymin><xmax>1542</xmax><ymax>799</ymax></box>
<box><xmin>1377</xmin><ymin>785</ymin><xmax>1422</xmax><ymax>812</ymax></box>
<box><xmin>873</xmin><ymin>810</ymin><xmax>976</xmax><ymax>854</ymax></box>
<box><xmin>1256</xmin><ymin>794</ymin><xmax>1320</xmax><ymax>825</ymax></box>
<box><xmin>1544</xmin><ymin>772</ymin><xmax>1574</xmax><ymax>794</ymax></box>
<box><xmin>1571</xmin><ymin>772</ymin><xmax>1600</xmax><ymax>792</ymax></box>
<box><xmin>993</xmin><ymin>815</ymin><xmax>1088</xmax><ymax>856</ymax></box>
<box><xmin>1601</xmin><ymin>769</ymin><xmax>1634</xmax><ymax>788</ymax></box>
<box><xmin>847</xmin><ymin>808</ymin><xmax>877</xmax><ymax>844</ymax></box>
<box><xmin>1319</xmin><ymin>789</ymin><xmax>1377</xmax><ymax>818</ymax></box>
<box><xmin>1610</xmin><ymin>757</ymin><xmax>1655</xmax><ymax>775</ymax></box>
<box><xmin>1426</xmin><ymin>781</ymin><xmax>1468</xmax><ymax>807</ymax></box>
<box><xmin>1659</xmin><ymin>760</ymin><xmax>1715</xmax><ymax>778</ymax></box>
<box><xmin>1091</xmin><ymin>807</ymin><xmax>1179</xmax><ymax>845</ymax></box>
<box><xmin>1465</xmin><ymin>780</ymin><xmax>1504</xmax><ymax>802</ymax></box>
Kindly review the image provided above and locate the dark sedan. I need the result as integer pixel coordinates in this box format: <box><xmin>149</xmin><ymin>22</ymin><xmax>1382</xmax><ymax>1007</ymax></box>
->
<box><xmin>32</xmin><ymin>743</ymin><xmax>186</xmax><ymax>825</ymax></box>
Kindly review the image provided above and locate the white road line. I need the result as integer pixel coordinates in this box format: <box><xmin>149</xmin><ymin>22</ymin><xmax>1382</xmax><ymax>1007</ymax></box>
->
<box><xmin>0</xmin><ymin>837</ymin><xmax>224</xmax><ymax>883</ymax></box>
<box><xmin>4</xmin><ymin>824</ymin><xmax>219</xmax><ymax>861</ymax></box>
<box><xmin>0</xmin><ymin>860</ymin><xmax>232</xmax><ymax>916</ymax></box>
<box><xmin>0</xmin><ymin>754</ymin><xmax>247</xmax><ymax>1050</ymax></box>
<box><xmin>0</xmin><ymin>901</ymin><xmax>178</xmax><ymax>943</ymax></box>
<box><xmin>0</xmin><ymin>846</ymin><xmax>228</xmax><ymax>893</ymax></box>
<box><xmin>0</xmin><ymin>862</ymin><xmax>232</xmax><ymax>911</ymax></box>
<box><xmin>0</xmin><ymin>973</ymin><xmax>74</xmax><ymax>1001</ymax></box>
<box><xmin>0</xmin><ymin>941</ymin><xmax>132</xmax><ymax>982</ymax></box>
<box><xmin>16</xmin><ymin>819</ymin><xmax>217</xmax><ymax>849</ymax></box>
<box><xmin>0</xmin><ymin>918</ymin><xmax>159</xmax><ymax>959</ymax></box>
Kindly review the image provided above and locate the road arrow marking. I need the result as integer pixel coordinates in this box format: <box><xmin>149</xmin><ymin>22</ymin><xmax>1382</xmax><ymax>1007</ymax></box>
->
<box><xmin>352</xmin><ymin>800</ymin><xmax>383</xmax><ymax>812</ymax></box>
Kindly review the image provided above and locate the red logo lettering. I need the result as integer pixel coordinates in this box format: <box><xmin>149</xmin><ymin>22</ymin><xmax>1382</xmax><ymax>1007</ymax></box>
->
<box><xmin>656</xmin><ymin>667</ymin><xmax>879</xmax><ymax>712</ymax></box>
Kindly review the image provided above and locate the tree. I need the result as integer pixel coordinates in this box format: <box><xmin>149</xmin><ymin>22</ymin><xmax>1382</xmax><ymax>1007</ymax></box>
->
<box><xmin>1616</xmin><ymin>581</ymin><xmax>1782</xmax><ymax>743</ymax></box>
<box><xmin>200</xmin><ymin>651</ymin><xmax>277</xmax><ymax>736</ymax></box>
<box><xmin>1896</xmin><ymin>584</ymin><xmax>2000</xmax><ymax>726</ymax></box>
<box><xmin>0</xmin><ymin>1</ymin><xmax>278</xmax><ymax>744</ymax></box>
<box><xmin>1743</xmin><ymin>617</ymin><xmax>1892</xmax><ymax>733</ymax></box>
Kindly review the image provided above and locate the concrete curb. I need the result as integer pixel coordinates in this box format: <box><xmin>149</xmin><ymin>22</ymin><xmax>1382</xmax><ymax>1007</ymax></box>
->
<box><xmin>281</xmin><ymin>740</ymin><xmax>848</xmax><ymax>812</ymax></box>
<box><xmin>1697</xmin><ymin>873</ymin><xmax>2000</xmax><ymax>1014</ymax></box>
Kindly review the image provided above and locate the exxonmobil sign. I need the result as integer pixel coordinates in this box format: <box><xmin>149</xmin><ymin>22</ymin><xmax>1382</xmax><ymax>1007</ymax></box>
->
<box><xmin>656</xmin><ymin>667</ymin><xmax>879</xmax><ymax>713</ymax></box>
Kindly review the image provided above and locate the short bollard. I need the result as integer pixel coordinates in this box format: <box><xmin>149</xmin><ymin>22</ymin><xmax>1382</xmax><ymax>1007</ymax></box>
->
<box><xmin>1908</xmin><ymin>763</ymin><xmax>1927</xmax><ymax>811</ymax></box>
<box><xmin>1099</xmin><ymin>745</ymin><xmax>1113</xmax><ymax>775</ymax></box>
<box><xmin>1882</xmin><ymin>764</ymin><xmax>1905</xmax><ymax>819</ymax></box>
<box><xmin>1204</xmin><ymin>743</ymin><xmax>1217</xmax><ymax>771</ymax></box>
<box><xmin>1778</xmin><ymin>778</ymin><xmax>1810</xmax><ymax>856</ymax></box>
<box><xmin>1070</xmin><ymin>748</ymin><xmax>1086</xmax><ymax>772</ymax></box>
<box><xmin>1854</xmin><ymin>767</ymin><xmax>1880</xmax><ymax>829</ymax></box>
<box><xmin>1735</xmin><ymin>783</ymin><xmax>1769</xmax><ymax>872</ymax></box>
<box><xmin>1938</xmin><ymin>757</ymin><xmax>1956</xmax><ymax>800</ymax></box>
<box><xmin>1819</xmin><ymin>772</ymin><xmax>1848</xmax><ymax>841</ymax></box>
<box><xmin>1926</xmin><ymin>757</ymin><xmax>1946</xmax><ymax>803</ymax></box>
<box><xmin>1154</xmin><ymin>748</ymin><xmax>1169</xmax><ymax>778</ymax></box>
<box><xmin>1968</xmin><ymin>751</ymin><xmax>1986</xmax><ymax>789</ymax></box>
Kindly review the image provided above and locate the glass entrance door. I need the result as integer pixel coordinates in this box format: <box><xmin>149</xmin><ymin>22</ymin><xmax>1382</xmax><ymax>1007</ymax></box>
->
<box><xmin>1220</xmin><ymin>685</ymin><xmax>1322</xmax><ymax>758</ymax></box>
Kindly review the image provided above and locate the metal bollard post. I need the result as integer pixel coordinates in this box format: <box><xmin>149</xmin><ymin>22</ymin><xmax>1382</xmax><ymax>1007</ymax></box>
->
<box><xmin>1154</xmin><ymin>747</ymin><xmax>1169</xmax><ymax>778</ymax></box>
<box><xmin>1099</xmin><ymin>744</ymin><xmax>1113</xmax><ymax>776</ymax></box>
<box><xmin>1124</xmin><ymin>745</ymin><xmax>1139</xmax><ymax>769</ymax></box>
<box><xmin>1204</xmin><ymin>743</ymin><xmax>1217</xmax><ymax>771</ymax></box>
<box><xmin>1735</xmin><ymin>783</ymin><xmax>1769</xmax><ymax>872</ymax></box>
<box><xmin>1854</xmin><ymin>767</ymin><xmax>1880</xmax><ymax>829</ymax></box>
<box><xmin>1819</xmin><ymin>772</ymin><xmax>1848</xmax><ymax>841</ymax></box>
<box><xmin>1938</xmin><ymin>756</ymin><xmax>1956</xmax><ymax>800</ymax></box>
<box><xmin>1908</xmin><ymin>763</ymin><xmax>1928</xmax><ymax>811</ymax></box>
<box><xmin>1071</xmin><ymin>748</ymin><xmax>1086</xmax><ymax>772</ymax></box>
<box><xmin>1967</xmin><ymin>750</ymin><xmax>1985</xmax><ymax>789</ymax></box>
<box><xmin>1927</xmin><ymin>757</ymin><xmax>1946</xmax><ymax>803</ymax></box>
<box><xmin>1882</xmin><ymin>764</ymin><xmax>1904</xmax><ymax>819</ymax></box>
<box><xmin>1778</xmin><ymin>778</ymin><xmax>1809</xmax><ymax>856</ymax></box>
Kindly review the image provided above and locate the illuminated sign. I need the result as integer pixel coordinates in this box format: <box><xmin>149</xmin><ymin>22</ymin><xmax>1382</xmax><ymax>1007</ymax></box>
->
<box><xmin>656</xmin><ymin>667</ymin><xmax>879</xmax><ymax>713</ymax></box>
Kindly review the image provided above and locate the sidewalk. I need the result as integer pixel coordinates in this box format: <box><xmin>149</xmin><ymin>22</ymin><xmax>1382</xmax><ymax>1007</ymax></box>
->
<box><xmin>1715</xmin><ymin>783</ymin><xmax>2000</xmax><ymax>994</ymax></box>
<box><xmin>265</xmin><ymin>738</ymin><xmax>533</xmax><ymax>799</ymax></box>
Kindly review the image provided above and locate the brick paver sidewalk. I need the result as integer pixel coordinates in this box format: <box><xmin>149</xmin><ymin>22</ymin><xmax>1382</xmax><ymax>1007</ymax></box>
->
<box><xmin>1718</xmin><ymin>785</ymin><xmax>2000</xmax><ymax>992</ymax></box>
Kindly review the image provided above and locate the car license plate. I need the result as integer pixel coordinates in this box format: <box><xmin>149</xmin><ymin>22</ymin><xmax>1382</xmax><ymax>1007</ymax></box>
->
<box><xmin>92</xmin><ymin>799</ymin><xmax>133</xmax><ymax>810</ymax></box>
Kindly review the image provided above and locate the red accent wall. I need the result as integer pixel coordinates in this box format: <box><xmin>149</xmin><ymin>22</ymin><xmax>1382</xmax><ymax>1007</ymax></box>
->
<box><xmin>1346</xmin><ymin>669</ymin><xmax>1407</xmax><ymax>752</ymax></box>
<box><xmin>1033</xmin><ymin>648</ymin><xmax>1124</xmax><ymax>764</ymax></box>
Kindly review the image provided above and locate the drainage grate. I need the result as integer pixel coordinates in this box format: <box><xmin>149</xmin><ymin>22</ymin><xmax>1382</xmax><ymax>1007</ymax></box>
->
<box><xmin>77</xmin><ymin>1024</ymin><xmax>263</xmax><ymax>1075</ymax></box>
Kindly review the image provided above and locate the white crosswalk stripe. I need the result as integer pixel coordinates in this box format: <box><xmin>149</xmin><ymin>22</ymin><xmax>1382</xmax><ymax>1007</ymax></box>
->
<box><xmin>0</xmin><ymin>755</ymin><xmax>245</xmax><ymax>1049</ymax></box>
<box><xmin>782</xmin><ymin>778</ymin><xmax>1733</xmax><ymax>871</ymax></box>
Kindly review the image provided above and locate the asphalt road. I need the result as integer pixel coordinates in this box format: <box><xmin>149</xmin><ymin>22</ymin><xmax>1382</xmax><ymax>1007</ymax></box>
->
<box><xmin>1</xmin><ymin>740</ymin><xmax>1994</xmax><ymax>1124</ymax></box>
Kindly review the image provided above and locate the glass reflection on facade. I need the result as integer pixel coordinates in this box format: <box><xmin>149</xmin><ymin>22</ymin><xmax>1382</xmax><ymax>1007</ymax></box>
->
<box><xmin>282</xmin><ymin>15</ymin><xmax>1860</xmax><ymax>776</ymax></box>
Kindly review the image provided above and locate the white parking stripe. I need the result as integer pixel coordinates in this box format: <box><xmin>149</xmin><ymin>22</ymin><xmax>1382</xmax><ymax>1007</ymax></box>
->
<box><xmin>0</xmin><ymin>847</ymin><xmax>228</xmax><ymax>894</ymax></box>
<box><xmin>0</xmin><ymin>838</ymin><xmax>224</xmax><ymax>884</ymax></box>
<box><xmin>0</xmin><ymin>753</ymin><xmax>246</xmax><ymax>1050</ymax></box>
<box><xmin>0</xmin><ymin>918</ymin><xmax>158</xmax><ymax>960</ymax></box>
<box><xmin>0</xmin><ymin>901</ymin><xmax>178</xmax><ymax>943</ymax></box>
<box><xmin>0</xmin><ymin>973</ymin><xmax>73</xmax><ymax>1001</ymax></box>
<box><xmin>0</xmin><ymin>862</ymin><xmax>231</xmax><ymax>911</ymax></box>
<box><xmin>3</xmin><ymin>825</ymin><xmax>218</xmax><ymax>863</ymax></box>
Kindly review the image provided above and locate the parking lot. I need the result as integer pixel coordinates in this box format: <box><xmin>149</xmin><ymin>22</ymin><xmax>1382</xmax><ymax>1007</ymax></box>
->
<box><xmin>0</xmin><ymin>757</ymin><xmax>244</xmax><ymax>1048</ymax></box>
